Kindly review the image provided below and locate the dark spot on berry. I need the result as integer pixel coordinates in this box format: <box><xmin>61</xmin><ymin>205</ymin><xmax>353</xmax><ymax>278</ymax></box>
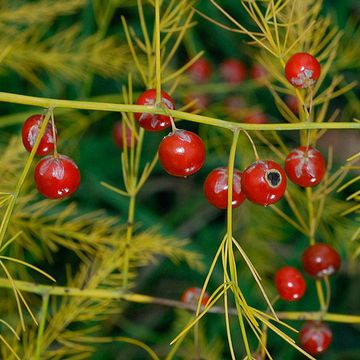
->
<box><xmin>266</xmin><ymin>170</ymin><xmax>281</xmax><ymax>188</ymax></box>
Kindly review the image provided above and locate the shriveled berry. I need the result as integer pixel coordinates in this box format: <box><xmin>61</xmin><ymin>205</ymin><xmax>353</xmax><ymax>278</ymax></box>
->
<box><xmin>275</xmin><ymin>266</ymin><xmax>306</xmax><ymax>301</ymax></box>
<box><xmin>158</xmin><ymin>129</ymin><xmax>206</xmax><ymax>177</ymax></box>
<box><xmin>300</xmin><ymin>321</ymin><xmax>332</xmax><ymax>355</ymax></box>
<box><xmin>34</xmin><ymin>155</ymin><xmax>80</xmax><ymax>199</ymax></box>
<box><xmin>285</xmin><ymin>146</ymin><xmax>326</xmax><ymax>187</ymax></box>
<box><xmin>241</xmin><ymin>160</ymin><xmax>287</xmax><ymax>206</ymax></box>
<box><xmin>204</xmin><ymin>167</ymin><xmax>246</xmax><ymax>209</ymax></box>
<box><xmin>22</xmin><ymin>114</ymin><xmax>56</xmax><ymax>156</ymax></box>
<box><xmin>285</xmin><ymin>52</ymin><xmax>321</xmax><ymax>89</ymax></box>
<box><xmin>302</xmin><ymin>243</ymin><xmax>341</xmax><ymax>278</ymax></box>
<box><xmin>181</xmin><ymin>287</ymin><xmax>209</xmax><ymax>309</ymax></box>
<box><xmin>135</xmin><ymin>89</ymin><xmax>175</xmax><ymax>131</ymax></box>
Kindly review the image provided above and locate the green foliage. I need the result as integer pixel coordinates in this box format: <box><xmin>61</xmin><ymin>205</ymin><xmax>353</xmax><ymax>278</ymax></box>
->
<box><xmin>0</xmin><ymin>0</ymin><xmax>358</xmax><ymax>359</ymax></box>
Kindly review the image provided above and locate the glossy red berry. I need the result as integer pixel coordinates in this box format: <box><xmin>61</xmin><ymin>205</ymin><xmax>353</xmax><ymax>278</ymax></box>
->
<box><xmin>285</xmin><ymin>146</ymin><xmax>326</xmax><ymax>187</ymax></box>
<box><xmin>219</xmin><ymin>59</ymin><xmax>246</xmax><ymax>84</ymax></box>
<box><xmin>113</xmin><ymin>121</ymin><xmax>136</xmax><ymax>149</ymax></box>
<box><xmin>158</xmin><ymin>129</ymin><xmax>206</xmax><ymax>177</ymax></box>
<box><xmin>204</xmin><ymin>167</ymin><xmax>246</xmax><ymax>209</ymax></box>
<box><xmin>300</xmin><ymin>321</ymin><xmax>332</xmax><ymax>355</ymax></box>
<box><xmin>285</xmin><ymin>53</ymin><xmax>321</xmax><ymax>89</ymax></box>
<box><xmin>285</xmin><ymin>95</ymin><xmax>299</xmax><ymax>114</ymax></box>
<box><xmin>34</xmin><ymin>155</ymin><xmax>80</xmax><ymax>199</ymax></box>
<box><xmin>241</xmin><ymin>160</ymin><xmax>287</xmax><ymax>206</ymax></box>
<box><xmin>22</xmin><ymin>114</ymin><xmax>56</xmax><ymax>156</ymax></box>
<box><xmin>181</xmin><ymin>287</ymin><xmax>209</xmax><ymax>308</ymax></box>
<box><xmin>134</xmin><ymin>89</ymin><xmax>175</xmax><ymax>131</ymax></box>
<box><xmin>302</xmin><ymin>243</ymin><xmax>341</xmax><ymax>278</ymax></box>
<box><xmin>188</xmin><ymin>58</ymin><xmax>212</xmax><ymax>83</ymax></box>
<box><xmin>275</xmin><ymin>266</ymin><xmax>306</xmax><ymax>301</ymax></box>
<box><xmin>244</xmin><ymin>110</ymin><xmax>267</xmax><ymax>124</ymax></box>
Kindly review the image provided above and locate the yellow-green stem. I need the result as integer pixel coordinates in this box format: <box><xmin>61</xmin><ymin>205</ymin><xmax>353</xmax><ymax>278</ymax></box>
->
<box><xmin>306</xmin><ymin>187</ymin><xmax>327</xmax><ymax>310</ymax></box>
<box><xmin>0</xmin><ymin>92</ymin><xmax>359</xmax><ymax>131</ymax></box>
<box><xmin>226</xmin><ymin>129</ymin><xmax>253</xmax><ymax>357</ymax></box>
<box><xmin>154</xmin><ymin>0</ymin><xmax>162</xmax><ymax>103</ymax></box>
<box><xmin>35</xmin><ymin>294</ymin><xmax>49</xmax><ymax>360</ymax></box>
<box><xmin>1</xmin><ymin>277</ymin><xmax>360</xmax><ymax>324</ymax></box>
<box><xmin>122</xmin><ymin>195</ymin><xmax>136</xmax><ymax>288</ymax></box>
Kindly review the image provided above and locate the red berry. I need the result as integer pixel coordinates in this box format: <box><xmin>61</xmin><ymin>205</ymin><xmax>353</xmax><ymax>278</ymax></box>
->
<box><xmin>113</xmin><ymin>121</ymin><xmax>136</xmax><ymax>149</ymax></box>
<box><xmin>158</xmin><ymin>130</ymin><xmax>206</xmax><ymax>177</ymax></box>
<box><xmin>204</xmin><ymin>167</ymin><xmax>246</xmax><ymax>209</ymax></box>
<box><xmin>188</xmin><ymin>58</ymin><xmax>212</xmax><ymax>83</ymax></box>
<box><xmin>302</xmin><ymin>243</ymin><xmax>341</xmax><ymax>278</ymax></box>
<box><xmin>134</xmin><ymin>89</ymin><xmax>175</xmax><ymax>131</ymax></box>
<box><xmin>250</xmin><ymin>63</ymin><xmax>267</xmax><ymax>82</ymax></box>
<box><xmin>219</xmin><ymin>59</ymin><xmax>246</xmax><ymax>84</ymax></box>
<box><xmin>285</xmin><ymin>95</ymin><xmax>299</xmax><ymax>114</ymax></box>
<box><xmin>241</xmin><ymin>160</ymin><xmax>287</xmax><ymax>206</ymax></box>
<box><xmin>300</xmin><ymin>321</ymin><xmax>332</xmax><ymax>355</ymax></box>
<box><xmin>181</xmin><ymin>287</ymin><xmax>209</xmax><ymax>308</ymax></box>
<box><xmin>22</xmin><ymin>114</ymin><xmax>56</xmax><ymax>156</ymax></box>
<box><xmin>34</xmin><ymin>155</ymin><xmax>80</xmax><ymax>199</ymax></box>
<box><xmin>285</xmin><ymin>53</ymin><xmax>321</xmax><ymax>88</ymax></box>
<box><xmin>275</xmin><ymin>266</ymin><xmax>306</xmax><ymax>301</ymax></box>
<box><xmin>244</xmin><ymin>110</ymin><xmax>267</xmax><ymax>124</ymax></box>
<box><xmin>285</xmin><ymin>146</ymin><xmax>326</xmax><ymax>187</ymax></box>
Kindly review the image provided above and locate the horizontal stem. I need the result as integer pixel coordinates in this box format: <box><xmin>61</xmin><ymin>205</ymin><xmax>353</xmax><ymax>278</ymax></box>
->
<box><xmin>275</xmin><ymin>311</ymin><xmax>360</xmax><ymax>324</ymax></box>
<box><xmin>0</xmin><ymin>92</ymin><xmax>359</xmax><ymax>131</ymax></box>
<box><xmin>1</xmin><ymin>278</ymin><xmax>360</xmax><ymax>324</ymax></box>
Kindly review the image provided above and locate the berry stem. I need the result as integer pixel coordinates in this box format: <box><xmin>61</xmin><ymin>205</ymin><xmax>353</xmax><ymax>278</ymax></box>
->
<box><xmin>242</xmin><ymin>130</ymin><xmax>260</xmax><ymax>161</ymax></box>
<box><xmin>324</xmin><ymin>276</ymin><xmax>331</xmax><ymax>312</ymax></box>
<box><xmin>316</xmin><ymin>279</ymin><xmax>327</xmax><ymax>312</ymax></box>
<box><xmin>50</xmin><ymin>109</ymin><xmax>58</xmax><ymax>158</ymax></box>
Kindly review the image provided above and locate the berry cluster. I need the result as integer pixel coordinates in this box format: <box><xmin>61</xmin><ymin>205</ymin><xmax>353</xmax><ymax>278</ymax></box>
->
<box><xmin>133</xmin><ymin>88</ymin><xmax>207</xmax><ymax>178</ymax></box>
<box><xmin>120</xmin><ymin>52</ymin><xmax>330</xmax><ymax>356</ymax></box>
<box><xmin>185</xmin><ymin>57</ymin><xmax>268</xmax><ymax>117</ymax></box>
<box><xmin>22</xmin><ymin>114</ymin><xmax>80</xmax><ymax>199</ymax></box>
<box><xmin>274</xmin><ymin>243</ymin><xmax>340</xmax><ymax>355</ymax></box>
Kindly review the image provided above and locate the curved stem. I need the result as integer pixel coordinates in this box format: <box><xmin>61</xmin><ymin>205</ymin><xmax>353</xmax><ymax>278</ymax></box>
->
<box><xmin>242</xmin><ymin>130</ymin><xmax>260</xmax><ymax>161</ymax></box>
<box><xmin>0</xmin><ymin>92</ymin><xmax>359</xmax><ymax>131</ymax></box>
